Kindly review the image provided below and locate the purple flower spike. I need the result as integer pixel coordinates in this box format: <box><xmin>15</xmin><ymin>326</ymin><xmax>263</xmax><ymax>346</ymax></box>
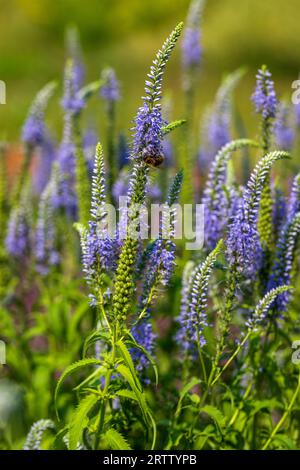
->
<box><xmin>100</xmin><ymin>68</ymin><xmax>120</xmax><ymax>103</ymax></box>
<box><xmin>252</xmin><ymin>66</ymin><xmax>277</xmax><ymax>119</ymax></box>
<box><xmin>275</xmin><ymin>102</ymin><xmax>295</xmax><ymax>151</ymax></box>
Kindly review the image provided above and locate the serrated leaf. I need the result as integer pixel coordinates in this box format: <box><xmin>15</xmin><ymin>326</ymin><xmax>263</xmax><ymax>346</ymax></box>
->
<box><xmin>105</xmin><ymin>428</ymin><xmax>132</xmax><ymax>450</ymax></box>
<box><xmin>55</xmin><ymin>358</ymin><xmax>101</xmax><ymax>418</ymax></box>
<box><xmin>69</xmin><ymin>394</ymin><xmax>100</xmax><ymax>450</ymax></box>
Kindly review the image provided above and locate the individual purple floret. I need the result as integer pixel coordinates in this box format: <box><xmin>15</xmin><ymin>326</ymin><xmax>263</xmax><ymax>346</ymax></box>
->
<box><xmin>100</xmin><ymin>68</ymin><xmax>120</xmax><ymax>103</ymax></box>
<box><xmin>275</xmin><ymin>102</ymin><xmax>295</xmax><ymax>151</ymax></box>
<box><xmin>252</xmin><ymin>66</ymin><xmax>277</xmax><ymax>119</ymax></box>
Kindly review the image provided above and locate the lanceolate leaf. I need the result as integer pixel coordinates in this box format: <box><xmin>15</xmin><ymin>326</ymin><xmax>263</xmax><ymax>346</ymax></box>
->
<box><xmin>55</xmin><ymin>358</ymin><xmax>101</xmax><ymax>418</ymax></box>
<box><xmin>69</xmin><ymin>394</ymin><xmax>100</xmax><ymax>450</ymax></box>
<box><xmin>105</xmin><ymin>428</ymin><xmax>132</xmax><ymax>450</ymax></box>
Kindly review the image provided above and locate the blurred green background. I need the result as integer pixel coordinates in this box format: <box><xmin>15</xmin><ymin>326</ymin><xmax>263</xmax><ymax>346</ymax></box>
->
<box><xmin>0</xmin><ymin>0</ymin><xmax>299</xmax><ymax>141</ymax></box>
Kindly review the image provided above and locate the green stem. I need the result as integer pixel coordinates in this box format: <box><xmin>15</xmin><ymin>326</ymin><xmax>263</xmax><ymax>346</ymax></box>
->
<box><xmin>94</xmin><ymin>328</ymin><xmax>117</xmax><ymax>449</ymax></box>
<box><xmin>229</xmin><ymin>380</ymin><xmax>253</xmax><ymax>427</ymax></box>
<box><xmin>211</xmin><ymin>331</ymin><xmax>251</xmax><ymax>387</ymax></box>
<box><xmin>262</xmin><ymin>371</ymin><xmax>300</xmax><ymax>450</ymax></box>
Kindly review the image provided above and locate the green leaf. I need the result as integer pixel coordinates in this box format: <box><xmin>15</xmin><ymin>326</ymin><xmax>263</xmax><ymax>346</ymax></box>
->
<box><xmin>105</xmin><ymin>428</ymin><xmax>132</xmax><ymax>450</ymax></box>
<box><xmin>272</xmin><ymin>434</ymin><xmax>297</xmax><ymax>450</ymax></box>
<box><xmin>83</xmin><ymin>329</ymin><xmax>110</xmax><ymax>357</ymax></box>
<box><xmin>249</xmin><ymin>399</ymin><xmax>283</xmax><ymax>417</ymax></box>
<box><xmin>116</xmin><ymin>364</ymin><xmax>150</xmax><ymax>426</ymax></box>
<box><xmin>162</xmin><ymin>119</ymin><xmax>186</xmax><ymax>136</ymax></box>
<box><xmin>54</xmin><ymin>358</ymin><xmax>101</xmax><ymax>418</ymax></box>
<box><xmin>201</xmin><ymin>405</ymin><xmax>226</xmax><ymax>433</ymax></box>
<box><xmin>116</xmin><ymin>339</ymin><xmax>143</xmax><ymax>392</ymax></box>
<box><xmin>115</xmin><ymin>389</ymin><xmax>138</xmax><ymax>401</ymax></box>
<box><xmin>69</xmin><ymin>394</ymin><xmax>100</xmax><ymax>450</ymax></box>
<box><xmin>175</xmin><ymin>377</ymin><xmax>200</xmax><ymax>417</ymax></box>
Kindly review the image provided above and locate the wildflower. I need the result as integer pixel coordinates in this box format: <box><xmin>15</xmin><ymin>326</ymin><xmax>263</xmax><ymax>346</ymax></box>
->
<box><xmin>56</xmin><ymin>114</ymin><xmax>77</xmax><ymax>217</ymax></box>
<box><xmin>177</xmin><ymin>240</ymin><xmax>223</xmax><ymax>354</ymax></box>
<box><xmin>32</xmin><ymin>136</ymin><xmax>56</xmax><ymax>195</ymax></box>
<box><xmin>66</xmin><ymin>26</ymin><xmax>85</xmax><ymax>89</ymax></box>
<box><xmin>5</xmin><ymin>194</ymin><xmax>31</xmax><ymax>258</ymax></box>
<box><xmin>286</xmin><ymin>173</ymin><xmax>300</xmax><ymax>222</ymax></box>
<box><xmin>78</xmin><ymin>143</ymin><xmax>120</xmax><ymax>304</ymax></box>
<box><xmin>61</xmin><ymin>60</ymin><xmax>85</xmax><ymax>115</ymax></box>
<box><xmin>226</xmin><ymin>151</ymin><xmax>289</xmax><ymax>276</ymax></box>
<box><xmin>267</xmin><ymin>212</ymin><xmax>300</xmax><ymax>312</ymax></box>
<box><xmin>227</xmin><ymin>198</ymin><xmax>262</xmax><ymax>278</ymax></box>
<box><xmin>201</xmin><ymin>70</ymin><xmax>244</xmax><ymax>159</ymax></box>
<box><xmin>22</xmin><ymin>82</ymin><xmax>56</xmax><ymax>147</ymax></box>
<box><xmin>132</xmin><ymin>24</ymin><xmax>183</xmax><ymax>161</ymax></box>
<box><xmin>23</xmin><ymin>420</ymin><xmax>55</xmax><ymax>450</ymax></box>
<box><xmin>100</xmin><ymin>68</ymin><xmax>120</xmax><ymax>103</ymax></box>
<box><xmin>252</xmin><ymin>66</ymin><xmax>277</xmax><ymax>120</ymax></box>
<box><xmin>34</xmin><ymin>167</ymin><xmax>60</xmax><ymax>275</ymax></box>
<box><xmin>112</xmin><ymin>24</ymin><xmax>183</xmax><ymax>322</ymax></box>
<box><xmin>275</xmin><ymin>102</ymin><xmax>295</xmax><ymax>151</ymax></box>
<box><xmin>203</xmin><ymin>139</ymin><xmax>258</xmax><ymax>250</ymax></box>
<box><xmin>246</xmin><ymin>286</ymin><xmax>292</xmax><ymax>330</ymax></box>
<box><xmin>182</xmin><ymin>0</ymin><xmax>204</xmax><ymax>75</ymax></box>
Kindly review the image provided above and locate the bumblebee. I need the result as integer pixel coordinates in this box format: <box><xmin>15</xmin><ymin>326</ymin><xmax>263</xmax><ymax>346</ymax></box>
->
<box><xmin>142</xmin><ymin>147</ymin><xmax>164</xmax><ymax>167</ymax></box>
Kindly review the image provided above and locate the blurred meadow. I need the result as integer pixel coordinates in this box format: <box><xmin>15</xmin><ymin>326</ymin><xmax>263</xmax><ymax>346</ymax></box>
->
<box><xmin>0</xmin><ymin>0</ymin><xmax>300</xmax><ymax>142</ymax></box>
